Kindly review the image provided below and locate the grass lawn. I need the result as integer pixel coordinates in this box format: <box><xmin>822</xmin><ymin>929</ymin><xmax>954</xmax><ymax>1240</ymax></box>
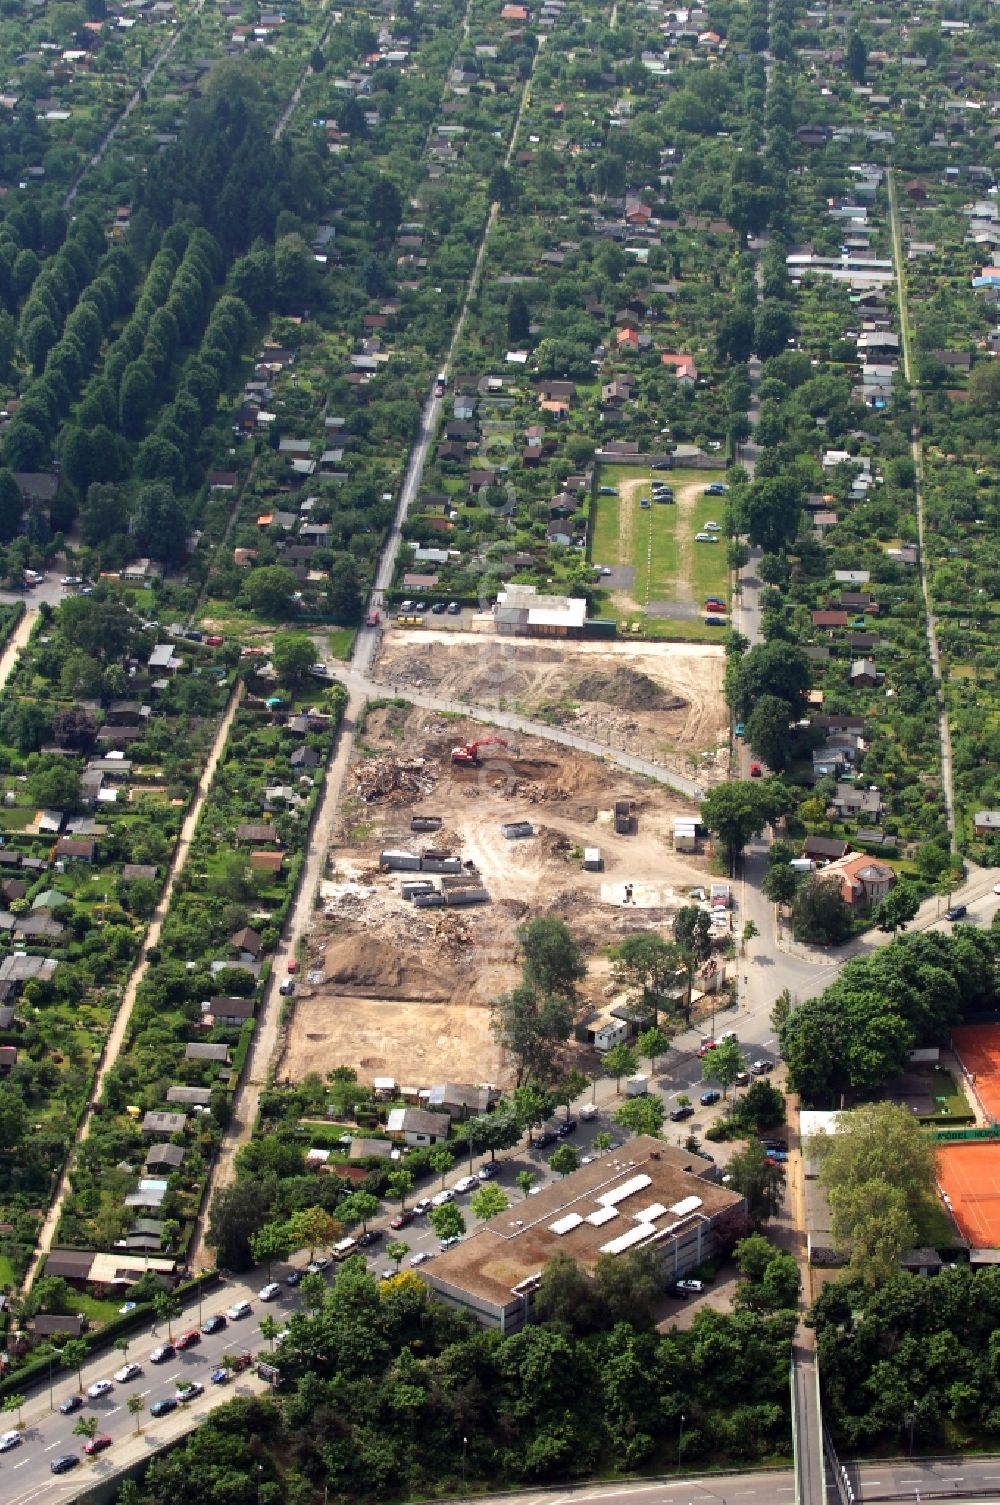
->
<box><xmin>327</xmin><ymin>628</ymin><xmax>356</xmax><ymax>660</ymax></box>
<box><xmin>0</xmin><ymin>1252</ymin><xmax>19</xmax><ymax>1287</ymax></box>
<box><xmin>73</xmin><ymin>1290</ymin><xmax>127</xmax><ymax>1326</ymax></box>
<box><xmin>590</xmin><ymin>490</ymin><xmax>621</xmax><ymax>564</ymax></box>
<box><xmin>923</xmin><ymin>1066</ymin><xmax>972</xmax><ymax>1121</ymax></box>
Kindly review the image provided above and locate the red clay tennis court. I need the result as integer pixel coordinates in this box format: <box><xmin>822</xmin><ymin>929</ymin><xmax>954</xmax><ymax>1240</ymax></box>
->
<box><xmin>937</xmin><ymin>1143</ymin><xmax>1000</xmax><ymax>1247</ymax></box>
<box><xmin>952</xmin><ymin>1024</ymin><xmax>1000</xmax><ymax>1120</ymax></box>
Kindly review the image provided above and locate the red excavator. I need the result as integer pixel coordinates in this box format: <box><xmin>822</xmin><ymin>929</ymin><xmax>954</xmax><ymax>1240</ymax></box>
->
<box><xmin>451</xmin><ymin>736</ymin><xmax>509</xmax><ymax>767</ymax></box>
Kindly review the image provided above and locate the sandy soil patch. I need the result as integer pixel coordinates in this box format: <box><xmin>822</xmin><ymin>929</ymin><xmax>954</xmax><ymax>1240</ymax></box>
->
<box><xmin>375</xmin><ymin>632</ymin><xmax>728</xmax><ymax>785</ymax></box>
<box><xmin>283</xmin><ymin>705</ymin><xmax>721</xmax><ymax>1089</ymax></box>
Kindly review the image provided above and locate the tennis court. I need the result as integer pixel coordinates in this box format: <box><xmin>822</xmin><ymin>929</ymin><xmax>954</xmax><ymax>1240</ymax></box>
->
<box><xmin>952</xmin><ymin>1024</ymin><xmax>1000</xmax><ymax>1119</ymax></box>
<box><xmin>937</xmin><ymin>1142</ymin><xmax>1000</xmax><ymax>1247</ymax></box>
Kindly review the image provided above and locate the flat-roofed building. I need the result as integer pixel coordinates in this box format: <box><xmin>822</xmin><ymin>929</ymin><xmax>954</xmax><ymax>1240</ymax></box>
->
<box><xmin>420</xmin><ymin>1137</ymin><xmax>745</xmax><ymax>1333</ymax></box>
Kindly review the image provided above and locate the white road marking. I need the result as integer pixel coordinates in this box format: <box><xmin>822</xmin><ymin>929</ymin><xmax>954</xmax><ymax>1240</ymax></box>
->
<box><xmin>166</xmin><ymin>1371</ymin><xmax>180</xmax><ymax>1381</ymax></box>
<box><xmin>108</xmin><ymin>1406</ymin><xmax>121</xmax><ymax>1415</ymax></box>
<box><xmin>44</xmin><ymin>1442</ymin><xmax>61</xmax><ymax>1451</ymax></box>
<box><xmin>13</xmin><ymin>1460</ymin><xmax>29</xmax><ymax>1469</ymax></box>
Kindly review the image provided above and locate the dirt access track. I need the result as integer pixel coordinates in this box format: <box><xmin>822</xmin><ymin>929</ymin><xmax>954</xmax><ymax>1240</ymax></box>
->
<box><xmin>281</xmin><ymin>703</ymin><xmax>719</xmax><ymax>1089</ymax></box>
<box><xmin>376</xmin><ymin>632</ymin><xmax>729</xmax><ymax>787</ymax></box>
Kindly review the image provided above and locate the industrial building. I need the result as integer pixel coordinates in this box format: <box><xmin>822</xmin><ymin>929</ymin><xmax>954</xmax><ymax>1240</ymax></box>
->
<box><xmin>419</xmin><ymin>1137</ymin><xmax>746</xmax><ymax>1333</ymax></box>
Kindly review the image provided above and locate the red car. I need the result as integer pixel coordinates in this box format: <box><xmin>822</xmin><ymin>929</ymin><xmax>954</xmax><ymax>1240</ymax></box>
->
<box><xmin>389</xmin><ymin>1210</ymin><xmax>414</xmax><ymax>1230</ymax></box>
<box><xmin>287</xmin><ymin>960</ymin><xmax>299</xmax><ymax>975</ymax></box>
<box><xmin>205</xmin><ymin>634</ymin><xmax>224</xmax><ymax>647</ymax></box>
<box><xmin>750</xmin><ymin>763</ymin><xmax>762</xmax><ymax>777</ymax></box>
<box><xmin>83</xmin><ymin>1434</ymin><xmax>112</xmax><ymax>1457</ymax></box>
<box><xmin>175</xmin><ymin>1329</ymin><xmax>201</xmax><ymax>1351</ymax></box>
<box><xmin>697</xmin><ymin>1039</ymin><xmax>716</xmax><ymax>1058</ymax></box>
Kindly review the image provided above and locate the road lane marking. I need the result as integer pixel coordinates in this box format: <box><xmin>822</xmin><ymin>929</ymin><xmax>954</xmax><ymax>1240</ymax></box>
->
<box><xmin>44</xmin><ymin>1442</ymin><xmax>61</xmax><ymax>1451</ymax></box>
<box><xmin>13</xmin><ymin>1460</ymin><xmax>29</xmax><ymax>1468</ymax></box>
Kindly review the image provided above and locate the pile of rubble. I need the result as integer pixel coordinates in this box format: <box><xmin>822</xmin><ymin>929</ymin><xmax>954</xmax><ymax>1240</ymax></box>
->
<box><xmin>353</xmin><ymin>755</ymin><xmax>435</xmax><ymax>804</ymax></box>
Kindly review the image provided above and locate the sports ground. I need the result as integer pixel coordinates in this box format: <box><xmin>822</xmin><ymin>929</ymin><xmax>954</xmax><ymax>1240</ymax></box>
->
<box><xmin>937</xmin><ymin>1025</ymin><xmax>1000</xmax><ymax>1246</ymax></box>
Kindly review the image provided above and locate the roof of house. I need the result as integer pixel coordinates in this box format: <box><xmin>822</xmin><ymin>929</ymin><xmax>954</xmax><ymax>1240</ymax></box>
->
<box><xmin>144</xmin><ymin>1143</ymin><xmax>186</xmax><ymax>1168</ymax></box>
<box><xmin>207</xmin><ymin>995</ymin><xmax>255</xmax><ymax>1019</ymax></box>
<box><xmin>231</xmin><ymin>926</ymin><xmax>263</xmax><ymax>956</ymax></box>
<box><xmin>141</xmin><ymin>1110</ymin><xmax>187</xmax><ymax>1135</ymax></box>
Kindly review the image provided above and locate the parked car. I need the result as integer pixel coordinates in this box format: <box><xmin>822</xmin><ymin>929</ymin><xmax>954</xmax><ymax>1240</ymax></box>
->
<box><xmin>670</xmin><ymin>1105</ymin><xmax>695</xmax><ymax>1122</ymax></box>
<box><xmin>83</xmin><ymin>1434</ymin><xmax>113</xmax><ymax>1456</ymax></box>
<box><xmin>211</xmin><ymin>1368</ymin><xmax>231</xmax><ymax>1385</ymax></box>
<box><xmin>431</xmin><ymin>1188</ymin><xmax>454</xmax><ymax>1206</ymax></box>
<box><xmin>749</xmin><ymin>763</ymin><xmax>762</xmax><ymax>777</ymax></box>
<box><xmin>118</xmin><ymin>1300</ymin><xmax>137</xmax><ymax>1315</ymax></box>
<box><xmin>410</xmin><ymin>1251</ymin><xmax>433</xmax><ymax>1266</ymax></box>
<box><xmin>534</xmin><ymin>1129</ymin><xmax>558</xmax><ymax>1148</ymax></box>
<box><xmin>176</xmin><ymin>1382</ymin><xmax>205</xmax><ymax>1404</ymax></box>
<box><xmin>51</xmin><ymin>1455</ymin><xmax>80</xmax><ymax>1474</ymax></box>
<box><xmin>150</xmin><ymin>1344</ymin><xmax>175</xmax><ymax>1364</ymax></box>
<box><xmin>694</xmin><ymin>532</ymin><xmax>718</xmax><ymax>542</ymax></box>
<box><xmin>201</xmin><ymin>1314</ymin><xmax>226</xmax><ymax>1334</ymax></box>
<box><xmin>286</xmin><ymin>1269</ymin><xmax>302</xmax><ymax>1286</ymax></box>
<box><xmin>598</xmin><ymin>485</ymin><xmax>618</xmax><ymax>495</ymax></box>
<box><xmin>307</xmin><ymin>1255</ymin><xmax>331</xmax><ymax>1272</ymax></box>
<box><xmin>357</xmin><ymin>1229</ymin><xmax>382</xmax><ymax>1247</ymax></box>
<box><xmin>705</xmin><ymin>615</ymin><xmax>727</xmax><ymax>626</ymax></box>
<box><xmin>150</xmin><ymin>1397</ymin><xmax>178</xmax><ymax>1418</ymax></box>
<box><xmin>705</xmin><ymin>483</ymin><xmax>728</xmax><ymax>495</ymax></box>
<box><xmin>762</xmin><ymin>1139</ymin><xmax>789</xmax><ymax>1152</ymax></box>
<box><xmin>697</xmin><ymin>1039</ymin><xmax>716</xmax><ymax>1057</ymax></box>
<box><xmin>87</xmin><ymin>1379</ymin><xmax>114</xmax><ymax>1400</ymax></box>
<box><xmin>734</xmin><ymin>721</ymin><xmax>745</xmax><ymax>737</ymax></box>
<box><xmin>258</xmin><ymin>1282</ymin><xmax>281</xmax><ymax>1301</ymax></box>
<box><xmin>412</xmin><ymin>1198</ymin><xmax>433</xmax><ymax>1216</ymax></box>
<box><xmin>113</xmin><ymin>1363</ymin><xmax>142</xmax><ymax>1383</ymax></box>
<box><xmin>558</xmin><ymin>1118</ymin><xmax>578</xmax><ymax>1136</ymax></box>
<box><xmin>278</xmin><ymin>979</ymin><xmax>295</xmax><ymax>996</ymax></box>
<box><xmin>175</xmin><ymin>1329</ymin><xmax>201</xmax><ymax>1350</ymax></box>
<box><xmin>946</xmin><ymin>904</ymin><xmax>968</xmax><ymax>921</ymax></box>
<box><xmin>477</xmin><ymin>1163</ymin><xmax>499</xmax><ymax>1181</ymax></box>
<box><xmin>766</xmin><ymin>1149</ymin><xmax>788</xmax><ymax>1162</ymax></box>
<box><xmin>752</xmin><ymin>1058</ymin><xmax>774</xmax><ymax>1074</ymax></box>
<box><xmin>734</xmin><ymin>1070</ymin><xmax>752</xmax><ymax>1087</ymax></box>
<box><xmin>700</xmin><ymin>1090</ymin><xmax>721</xmax><ymax>1106</ymax></box>
<box><xmin>389</xmin><ymin>1210</ymin><xmax>414</xmax><ymax>1228</ymax></box>
<box><xmin>439</xmin><ymin>1235</ymin><xmax>461</xmax><ymax>1250</ymax></box>
<box><xmin>674</xmin><ymin>1278</ymin><xmax>704</xmax><ymax>1294</ymax></box>
<box><xmin>227</xmin><ymin>1301</ymin><xmax>252</xmax><ymax>1320</ymax></box>
<box><xmin>453</xmin><ymin>1175</ymin><xmax>479</xmax><ymax>1193</ymax></box>
<box><xmin>0</xmin><ymin>1430</ymin><xmax>22</xmax><ymax>1451</ymax></box>
<box><xmin>447</xmin><ymin>601</ymin><xmax>461</xmax><ymax>614</ymax></box>
<box><xmin>639</xmin><ymin>497</ymin><xmax>650</xmax><ymax>509</ymax></box>
<box><xmin>431</xmin><ymin>601</ymin><xmax>447</xmax><ymax>613</ymax></box>
<box><xmin>579</xmin><ymin>1103</ymin><xmax>599</xmax><ymax>1121</ymax></box>
<box><xmin>59</xmin><ymin>1394</ymin><xmax>84</xmax><ymax>1415</ymax></box>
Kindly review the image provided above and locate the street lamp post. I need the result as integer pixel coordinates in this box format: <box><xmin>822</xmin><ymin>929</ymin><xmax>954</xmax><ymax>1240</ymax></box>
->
<box><xmin>48</xmin><ymin>1350</ymin><xmax>55</xmax><ymax>1411</ymax></box>
<box><xmin>462</xmin><ymin>1435</ymin><xmax>468</xmax><ymax>1488</ymax></box>
<box><xmin>677</xmin><ymin>1412</ymin><xmax>685</xmax><ymax>1471</ymax></box>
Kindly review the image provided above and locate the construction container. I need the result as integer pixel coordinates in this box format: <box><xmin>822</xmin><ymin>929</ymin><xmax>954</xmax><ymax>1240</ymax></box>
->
<box><xmin>401</xmin><ymin>880</ymin><xmax>436</xmax><ymax>901</ymax></box>
<box><xmin>583</xmin><ymin>847</ymin><xmax>602</xmax><ymax>871</ymax></box>
<box><xmin>501</xmin><ymin>821</ymin><xmax>534</xmax><ymax>840</ymax></box>
<box><xmin>411</xmin><ymin>816</ymin><xmax>443</xmax><ymax>833</ymax></box>
<box><xmin>413</xmin><ymin>891</ymin><xmax>445</xmax><ymax>908</ymax></box>
<box><xmin>625</xmin><ymin>1075</ymin><xmax>649</xmax><ymax>1097</ymax></box>
<box><xmin>443</xmin><ymin>887</ymin><xmax>490</xmax><ymax>907</ymax></box>
<box><xmin>380</xmin><ymin>849</ymin><xmax>421</xmax><ymax>871</ymax></box>
<box><xmin>421</xmin><ymin>853</ymin><xmax>463</xmax><ymax>873</ymax></box>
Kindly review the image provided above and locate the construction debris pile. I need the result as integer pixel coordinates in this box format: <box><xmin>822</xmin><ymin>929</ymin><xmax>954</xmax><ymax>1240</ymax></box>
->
<box><xmin>353</xmin><ymin>755</ymin><xmax>435</xmax><ymax>804</ymax></box>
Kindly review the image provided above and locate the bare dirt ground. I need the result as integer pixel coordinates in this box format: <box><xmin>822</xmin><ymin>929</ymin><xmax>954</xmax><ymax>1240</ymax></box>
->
<box><xmin>375</xmin><ymin>633</ymin><xmax>728</xmax><ymax>786</ymax></box>
<box><xmin>283</xmin><ymin>704</ymin><xmax>720</xmax><ymax>1089</ymax></box>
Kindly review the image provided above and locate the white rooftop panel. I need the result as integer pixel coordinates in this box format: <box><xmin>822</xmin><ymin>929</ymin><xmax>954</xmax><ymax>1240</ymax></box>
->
<box><xmin>599</xmin><ymin>1223</ymin><xmax>656</xmax><ymax>1256</ymax></box>
<box><xmin>549</xmin><ymin>1213</ymin><xmax>583</xmax><ymax>1236</ymax></box>
<box><xmin>668</xmin><ymin>1195</ymin><xmax>703</xmax><ymax>1217</ymax></box>
<box><xmin>598</xmin><ymin>1173</ymin><xmax>653</xmax><ymax>1207</ymax></box>
<box><xmin>633</xmin><ymin>1202</ymin><xmax>669</xmax><ymax>1222</ymax></box>
<box><xmin>586</xmin><ymin>1206</ymin><xmax>619</xmax><ymax>1227</ymax></box>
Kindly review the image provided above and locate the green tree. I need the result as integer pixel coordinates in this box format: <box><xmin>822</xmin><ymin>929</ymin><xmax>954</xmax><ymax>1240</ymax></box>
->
<box><xmin>763</xmin><ymin>863</ymin><xmax>799</xmax><ymax>905</ymax></box>
<box><xmin>490</xmin><ymin>984</ymin><xmax>573</xmax><ymax>1085</ymax></box>
<box><xmin>153</xmin><ymin>1288</ymin><xmax>181</xmax><ymax>1341</ymax></box>
<box><xmin>259</xmin><ymin>1315</ymin><xmax>280</xmax><ymax>1351</ymax></box>
<box><xmin>515</xmin><ymin>1169</ymin><xmax>536</xmax><ymax>1198</ymax></box>
<box><xmin>60</xmin><ymin>1338</ymin><xmax>88</xmax><ymax>1390</ymax></box>
<box><xmin>674</xmin><ymin>906</ymin><xmax>714</xmax><ymax>1005</ymax></box>
<box><xmin>430</xmin><ymin>1144</ymin><xmax>453</xmax><ymax>1187</ymax></box>
<box><xmin>872</xmin><ymin>883</ymin><xmax>921</xmax><ymax>935</ymax></box>
<box><xmin>386</xmin><ymin>1168</ymin><xmax>414</xmax><ymax>1209</ymax></box>
<box><xmin>594</xmin><ymin>1131</ymin><xmax>613</xmax><ymax>1157</ymax></box>
<box><xmin>27</xmin><ymin>759</ymin><xmax>80</xmax><ymax>814</ymax></box>
<box><xmin>846</xmin><ymin>28</ymin><xmax>867</xmax><ymax>83</ymax></box>
<box><xmin>701</xmin><ymin>779</ymin><xmax>792</xmax><ymax>868</ymax></box>
<box><xmin>339</xmin><ymin>1191</ymin><xmax>379</xmax><ymax>1233</ymax></box>
<box><xmin>745</xmin><ymin>695</ymin><xmax>794</xmax><ymax>772</ymax></box>
<box><xmin>466</xmin><ymin>1104</ymin><xmax>521</xmax><ymax>1162</ymax></box>
<box><xmin>242</xmin><ymin>565</ymin><xmax>297</xmax><ymax>618</ymax></box>
<box><xmin>386</xmin><ymin>1239</ymin><xmax>410</xmax><ymax>1271</ymax></box>
<box><xmin>0</xmin><ymin>1085</ymin><xmax>28</xmax><ymax>1152</ymax></box>
<box><xmin>288</xmin><ymin>1205</ymin><xmax>339</xmax><ymax>1259</ymax></box>
<box><xmin>74</xmin><ymin>1414</ymin><xmax>99</xmax><ymax>1445</ymax></box>
<box><xmin>368</xmin><ymin>176</ymin><xmax>403</xmax><ymax>236</ymax></box>
<box><xmin>727</xmin><ymin>1141</ymin><xmax>785</xmax><ymax>1225</ymax></box>
<box><xmin>250</xmin><ymin>1221</ymin><xmax>291</xmax><ymax>1278</ymax></box>
<box><xmin>637</xmin><ymin>1025</ymin><xmax>669</xmax><ymax>1072</ymax></box>
<box><xmin>705</xmin><ymin>1036</ymin><xmax>745</xmax><ymax>1097</ymax></box>
<box><xmin>516</xmin><ymin>917</ymin><xmax>586</xmax><ymax>1000</ymax></box>
<box><xmin>2</xmin><ymin>1392</ymin><xmax>25</xmax><ymax>1428</ymax></box>
<box><xmin>603</xmin><ymin>1042</ymin><xmax>638</xmax><ymax>1092</ymax></box>
<box><xmin>470</xmin><ymin>1184</ymin><xmax>509</xmax><ymax>1221</ymax></box>
<box><xmin>206</xmin><ymin>1177</ymin><xmax>273</xmax><ymax>1272</ymax></box>
<box><xmin>792</xmin><ymin>875</ymin><xmax>853</xmax><ymax>946</ymax></box>
<box><xmin>133</xmin><ymin>483</ymin><xmax>186</xmax><ymax>565</ymax></box>
<box><xmin>0</xmin><ymin>469</ymin><xmax>23</xmax><ymax>543</ymax></box>
<box><xmin>428</xmin><ymin>1203</ymin><xmax>466</xmax><ymax>1242</ymax></box>
<box><xmin>612</xmin><ymin>1095</ymin><xmax>665</xmax><ymax>1137</ymax></box>
<box><xmin>512</xmin><ymin>1080</ymin><xmax>551</xmax><ymax>1142</ymax></box>
<box><xmin>271</xmin><ymin>632</ymin><xmax>316</xmax><ymax>685</ymax></box>
<box><xmin>809</xmin><ymin>1102</ymin><xmax>938</xmax><ymax>1285</ymax></box>
<box><xmin>727</xmin><ymin>641</ymin><xmax>810</xmax><ymax>720</ymax></box>
<box><xmin>549</xmin><ymin>1143</ymin><xmax>580</xmax><ymax>1177</ymax></box>
<box><xmin>127</xmin><ymin>1394</ymin><xmax>145</xmax><ymax>1434</ymax></box>
<box><xmin>612</xmin><ymin>934</ymin><xmax>683</xmax><ymax>1024</ymax></box>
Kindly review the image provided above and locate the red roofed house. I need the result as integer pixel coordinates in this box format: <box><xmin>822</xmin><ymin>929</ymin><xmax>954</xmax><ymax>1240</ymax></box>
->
<box><xmin>500</xmin><ymin>2</ymin><xmax>528</xmax><ymax>17</ymax></box>
<box><xmin>617</xmin><ymin>325</ymin><xmax>640</xmax><ymax>353</ymax></box>
<box><xmin>811</xmin><ymin>610</ymin><xmax>849</xmax><ymax>629</ymax></box>
<box><xmin>661</xmin><ymin>352</ymin><xmax>698</xmax><ymax>384</ymax></box>
<box><xmin>822</xmin><ymin>852</ymin><xmax>896</xmax><ymax>910</ymax></box>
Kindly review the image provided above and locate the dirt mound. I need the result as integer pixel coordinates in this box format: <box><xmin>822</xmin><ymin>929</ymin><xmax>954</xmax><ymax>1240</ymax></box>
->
<box><xmin>573</xmin><ymin>667</ymin><xmax>686</xmax><ymax>713</ymax></box>
<box><xmin>324</xmin><ymin>932</ymin><xmax>455</xmax><ymax>1001</ymax></box>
